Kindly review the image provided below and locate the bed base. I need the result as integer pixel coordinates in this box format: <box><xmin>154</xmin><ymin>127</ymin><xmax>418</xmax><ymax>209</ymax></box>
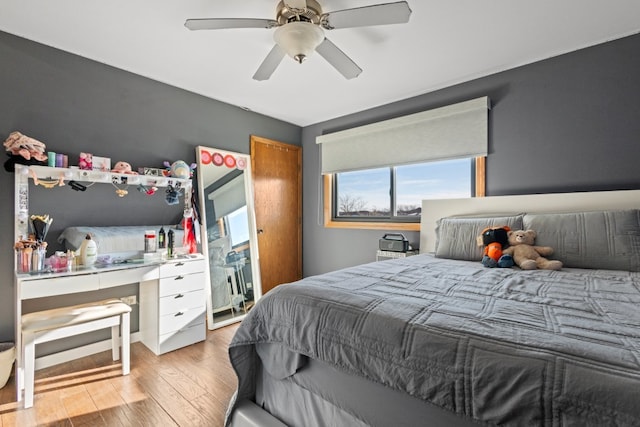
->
<box><xmin>235</xmin><ymin>348</ymin><xmax>480</xmax><ymax>427</ymax></box>
<box><xmin>229</xmin><ymin>400</ymin><xmax>286</xmax><ymax>427</ymax></box>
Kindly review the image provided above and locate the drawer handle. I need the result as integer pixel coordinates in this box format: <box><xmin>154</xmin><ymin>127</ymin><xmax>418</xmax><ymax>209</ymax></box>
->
<box><xmin>175</xmin><ymin>262</ymin><xmax>185</xmax><ymax>266</ymax></box>
<box><xmin>174</xmin><ymin>294</ymin><xmax>184</xmax><ymax>299</ymax></box>
<box><xmin>174</xmin><ymin>275</ymin><xmax>184</xmax><ymax>280</ymax></box>
<box><xmin>175</xmin><ymin>311</ymin><xmax>184</xmax><ymax>317</ymax></box>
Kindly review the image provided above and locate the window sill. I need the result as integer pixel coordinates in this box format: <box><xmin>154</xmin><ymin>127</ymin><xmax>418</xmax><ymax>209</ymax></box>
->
<box><xmin>324</xmin><ymin>219</ymin><xmax>420</xmax><ymax>231</ymax></box>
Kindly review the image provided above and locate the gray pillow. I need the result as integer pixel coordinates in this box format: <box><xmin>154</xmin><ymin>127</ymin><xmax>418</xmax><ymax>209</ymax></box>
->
<box><xmin>523</xmin><ymin>209</ymin><xmax>640</xmax><ymax>271</ymax></box>
<box><xmin>435</xmin><ymin>215</ymin><xmax>524</xmax><ymax>261</ymax></box>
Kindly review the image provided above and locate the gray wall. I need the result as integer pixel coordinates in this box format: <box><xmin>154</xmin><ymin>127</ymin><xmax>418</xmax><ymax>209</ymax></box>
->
<box><xmin>302</xmin><ymin>33</ymin><xmax>640</xmax><ymax>276</ymax></box>
<box><xmin>0</xmin><ymin>31</ymin><xmax>300</xmax><ymax>342</ymax></box>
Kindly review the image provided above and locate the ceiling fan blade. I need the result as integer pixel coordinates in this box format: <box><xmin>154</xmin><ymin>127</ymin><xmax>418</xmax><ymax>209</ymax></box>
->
<box><xmin>185</xmin><ymin>18</ymin><xmax>277</xmax><ymax>31</ymax></box>
<box><xmin>253</xmin><ymin>44</ymin><xmax>286</xmax><ymax>81</ymax></box>
<box><xmin>284</xmin><ymin>0</ymin><xmax>307</xmax><ymax>10</ymax></box>
<box><xmin>321</xmin><ymin>1</ymin><xmax>412</xmax><ymax>30</ymax></box>
<box><xmin>315</xmin><ymin>38</ymin><xmax>362</xmax><ymax>80</ymax></box>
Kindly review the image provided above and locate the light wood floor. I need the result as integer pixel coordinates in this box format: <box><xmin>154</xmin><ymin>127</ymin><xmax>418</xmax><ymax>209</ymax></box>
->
<box><xmin>0</xmin><ymin>323</ymin><xmax>240</xmax><ymax>426</ymax></box>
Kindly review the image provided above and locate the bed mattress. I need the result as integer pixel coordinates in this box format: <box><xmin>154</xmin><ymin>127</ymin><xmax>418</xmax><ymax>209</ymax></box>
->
<box><xmin>228</xmin><ymin>254</ymin><xmax>640</xmax><ymax>426</ymax></box>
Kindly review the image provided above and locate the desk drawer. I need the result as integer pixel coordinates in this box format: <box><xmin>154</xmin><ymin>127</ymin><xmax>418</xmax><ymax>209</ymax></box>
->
<box><xmin>158</xmin><ymin>323</ymin><xmax>205</xmax><ymax>354</ymax></box>
<box><xmin>159</xmin><ymin>272</ymin><xmax>205</xmax><ymax>297</ymax></box>
<box><xmin>99</xmin><ymin>266</ymin><xmax>158</xmax><ymax>289</ymax></box>
<box><xmin>159</xmin><ymin>259</ymin><xmax>205</xmax><ymax>278</ymax></box>
<box><xmin>159</xmin><ymin>289</ymin><xmax>205</xmax><ymax>315</ymax></box>
<box><xmin>158</xmin><ymin>304</ymin><xmax>206</xmax><ymax>335</ymax></box>
<box><xmin>21</xmin><ymin>274</ymin><xmax>99</xmax><ymax>299</ymax></box>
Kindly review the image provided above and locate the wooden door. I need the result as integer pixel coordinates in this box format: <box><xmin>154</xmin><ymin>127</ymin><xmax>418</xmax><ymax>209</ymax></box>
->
<box><xmin>251</xmin><ymin>135</ymin><xmax>302</xmax><ymax>294</ymax></box>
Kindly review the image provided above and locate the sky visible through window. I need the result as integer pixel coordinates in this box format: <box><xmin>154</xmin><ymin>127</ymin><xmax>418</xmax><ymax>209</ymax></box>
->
<box><xmin>227</xmin><ymin>205</ymin><xmax>249</xmax><ymax>246</ymax></box>
<box><xmin>337</xmin><ymin>159</ymin><xmax>471</xmax><ymax>215</ymax></box>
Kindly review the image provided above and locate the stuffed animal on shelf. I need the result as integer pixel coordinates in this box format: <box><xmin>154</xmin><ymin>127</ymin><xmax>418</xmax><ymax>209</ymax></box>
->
<box><xmin>3</xmin><ymin>131</ymin><xmax>48</xmax><ymax>172</ymax></box>
<box><xmin>477</xmin><ymin>226</ymin><xmax>514</xmax><ymax>268</ymax></box>
<box><xmin>164</xmin><ymin>160</ymin><xmax>196</xmax><ymax>179</ymax></box>
<box><xmin>111</xmin><ymin>161</ymin><xmax>138</xmax><ymax>174</ymax></box>
<box><xmin>502</xmin><ymin>229</ymin><xmax>563</xmax><ymax>270</ymax></box>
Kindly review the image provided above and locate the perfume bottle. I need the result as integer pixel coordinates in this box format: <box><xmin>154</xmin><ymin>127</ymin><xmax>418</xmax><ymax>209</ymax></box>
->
<box><xmin>158</xmin><ymin>227</ymin><xmax>166</xmax><ymax>249</ymax></box>
<box><xmin>167</xmin><ymin>229</ymin><xmax>175</xmax><ymax>258</ymax></box>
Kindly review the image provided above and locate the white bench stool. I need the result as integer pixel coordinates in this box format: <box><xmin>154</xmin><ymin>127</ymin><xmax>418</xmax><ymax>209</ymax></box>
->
<box><xmin>20</xmin><ymin>298</ymin><xmax>132</xmax><ymax>408</ymax></box>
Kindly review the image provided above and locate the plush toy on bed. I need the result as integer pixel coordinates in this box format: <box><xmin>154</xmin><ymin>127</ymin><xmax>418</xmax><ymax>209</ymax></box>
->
<box><xmin>477</xmin><ymin>226</ymin><xmax>514</xmax><ymax>268</ymax></box>
<box><xmin>502</xmin><ymin>229</ymin><xmax>563</xmax><ymax>270</ymax></box>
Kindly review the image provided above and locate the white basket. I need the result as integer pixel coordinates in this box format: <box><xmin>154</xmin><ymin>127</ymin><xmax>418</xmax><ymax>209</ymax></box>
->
<box><xmin>0</xmin><ymin>343</ymin><xmax>15</xmax><ymax>389</ymax></box>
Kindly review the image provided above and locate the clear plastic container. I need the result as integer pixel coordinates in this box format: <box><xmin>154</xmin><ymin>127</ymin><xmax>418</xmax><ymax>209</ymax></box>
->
<box><xmin>144</xmin><ymin>230</ymin><xmax>157</xmax><ymax>253</ymax></box>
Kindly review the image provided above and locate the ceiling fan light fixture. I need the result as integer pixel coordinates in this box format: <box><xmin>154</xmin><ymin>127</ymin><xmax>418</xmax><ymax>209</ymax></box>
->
<box><xmin>274</xmin><ymin>22</ymin><xmax>324</xmax><ymax>63</ymax></box>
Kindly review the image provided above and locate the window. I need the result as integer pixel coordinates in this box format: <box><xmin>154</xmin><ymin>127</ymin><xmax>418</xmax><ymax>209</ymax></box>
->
<box><xmin>317</xmin><ymin>97</ymin><xmax>490</xmax><ymax>230</ymax></box>
<box><xmin>324</xmin><ymin>157</ymin><xmax>485</xmax><ymax>231</ymax></box>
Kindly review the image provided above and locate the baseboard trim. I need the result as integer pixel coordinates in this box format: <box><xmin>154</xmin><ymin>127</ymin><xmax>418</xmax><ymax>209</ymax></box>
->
<box><xmin>35</xmin><ymin>332</ymin><xmax>141</xmax><ymax>371</ymax></box>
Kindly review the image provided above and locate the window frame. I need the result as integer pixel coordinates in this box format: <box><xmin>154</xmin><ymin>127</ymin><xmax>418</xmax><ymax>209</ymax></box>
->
<box><xmin>323</xmin><ymin>157</ymin><xmax>486</xmax><ymax>231</ymax></box>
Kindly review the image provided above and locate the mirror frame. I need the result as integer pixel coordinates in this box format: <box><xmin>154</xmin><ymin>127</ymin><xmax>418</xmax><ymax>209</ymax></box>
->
<box><xmin>196</xmin><ymin>146</ymin><xmax>262</xmax><ymax>329</ymax></box>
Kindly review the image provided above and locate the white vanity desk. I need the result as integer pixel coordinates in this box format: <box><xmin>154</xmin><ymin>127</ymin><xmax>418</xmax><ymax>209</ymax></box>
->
<box><xmin>14</xmin><ymin>254</ymin><xmax>206</xmax><ymax>383</ymax></box>
<box><xmin>13</xmin><ymin>163</ymin><xmax>207</xmax><ymax>400</ymax></box>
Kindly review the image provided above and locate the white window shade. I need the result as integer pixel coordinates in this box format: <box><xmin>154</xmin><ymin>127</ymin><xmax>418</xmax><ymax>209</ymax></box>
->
<box><xmin>208</xmin><ymin>174</ymin><xmax>246</xmax><ymax>220</ymax></box>
<box><xmin>316</xmin><ymin>97</ymin><xmax>490</xmax><ymax>174</ymax></box>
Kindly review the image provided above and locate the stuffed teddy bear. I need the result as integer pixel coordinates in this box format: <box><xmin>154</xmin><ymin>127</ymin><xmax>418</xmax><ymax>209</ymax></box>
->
<box><xmin>477</xmin><ymin>226</ymin><xmax>514</xmax><ymax>268</ymax></box>
<box><xmin>502</xmin><ymin>229</ymin><xmax>563</xmax><ymax>270</ymax></box>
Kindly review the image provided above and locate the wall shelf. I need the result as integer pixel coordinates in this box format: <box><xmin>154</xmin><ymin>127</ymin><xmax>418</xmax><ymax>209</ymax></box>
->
<box><xmin>24</xmin><ymin>164</ymin><xmax>190</xmax><ymax>188</ymax></box>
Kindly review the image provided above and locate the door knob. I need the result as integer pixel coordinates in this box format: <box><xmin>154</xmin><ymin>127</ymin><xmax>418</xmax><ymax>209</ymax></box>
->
<box><xmin>257</xmin><ymin>229</ymin><xmax>264</xmax><ymax>234</ymax></box>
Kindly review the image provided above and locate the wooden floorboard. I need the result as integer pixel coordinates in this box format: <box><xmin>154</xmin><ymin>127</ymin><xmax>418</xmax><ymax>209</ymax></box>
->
<box><xmin>0</xmin><ymin>323</ymin><xmax>239</xmax><ymax>426</ymax></box>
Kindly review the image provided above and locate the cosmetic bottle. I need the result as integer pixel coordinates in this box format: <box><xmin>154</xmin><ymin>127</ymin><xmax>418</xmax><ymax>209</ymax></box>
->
<box><xmin>158</xmin><ymin>227</ymin><xmax>166</xmax><ymax>249</ymax></box>
<box><xmin>80</xmin><ymin>234</ymin><xmax>98</xmax><ymax>266</ymax></box>
<box><xmin>167</xmin><ymin>229</ymin><xmax>175</xmax><ymax>258</ymax></box>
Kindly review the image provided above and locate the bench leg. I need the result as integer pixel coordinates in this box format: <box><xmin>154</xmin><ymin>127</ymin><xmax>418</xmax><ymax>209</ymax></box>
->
<box><xmin>121</xmin><ymin>312</ymin><xmax>130</xmax><ymax>376</ymax></box>
<box><xmin>23</xmin><ymin>333</ymin><xmax>35</xmax><ymax>409</ymax></box>
<box><xmin>111</xmin><ymin>324</ymin><xmax>120</xmax><ymax>361</ymax></box>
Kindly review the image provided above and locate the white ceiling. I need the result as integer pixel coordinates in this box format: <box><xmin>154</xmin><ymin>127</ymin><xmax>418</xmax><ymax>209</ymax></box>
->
<box><xmin>2</xmin><ymin>1</ymin><xmax>639</xmax><ymax>127</ymax></box>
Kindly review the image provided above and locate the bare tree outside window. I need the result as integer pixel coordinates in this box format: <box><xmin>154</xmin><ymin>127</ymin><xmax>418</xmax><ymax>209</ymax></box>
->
<box><xmin>338</xmin><ymin>194</ymin><xmax>368</xmax><ymax>215</ymax></box>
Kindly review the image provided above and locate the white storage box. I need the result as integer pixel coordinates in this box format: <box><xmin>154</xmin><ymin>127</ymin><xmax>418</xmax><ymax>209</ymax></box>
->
<box><xmin>376</xmin><ymin>250</ymin><xmax>418</xmax><ymax>261</ymax></box>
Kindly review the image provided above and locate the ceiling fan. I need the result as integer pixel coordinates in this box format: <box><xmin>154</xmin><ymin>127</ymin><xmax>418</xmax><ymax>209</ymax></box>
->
<box><xmin>185</xmin><ymin>0</ymin><xmax>412</xmax><ymax>81</ymax></box>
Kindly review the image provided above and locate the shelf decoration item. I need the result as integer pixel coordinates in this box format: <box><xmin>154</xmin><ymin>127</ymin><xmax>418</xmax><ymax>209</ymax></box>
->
<box><xmin>111</xmin><ymin>161</ymin><xmax>138</xmax><ymax>174</ymax></box>
<box><xmin>164</xmin><ymin>160</ymin><xmax>196</xmax><ymax>179</ymax></box>
<box><xmin>3</xmin><ymin>131</ymin><xmax>48</xmax><ymax>172</ymax></box>
<box><xmin>111</xmin><ymin>182</ymin><xmax>129</xmax><ymax>197</ymax></box>
<box><xmin>137</xmin><ymin>184</ymin><xmax>157</xmax><ymax>195</ymax></box>
<box><xmin>165</xmin><ymin>184</ymin><xmax>182</xmax><ymax>205</ymax></box>
<box><xmin>78</xmin><ymin>152</ymin><xmax>93</xmax><ymax>170</ymax></box>
<box><xmin>92</xmin><ymin>156</ymin><xmax>111</xmax><ymax>172</ymax></box>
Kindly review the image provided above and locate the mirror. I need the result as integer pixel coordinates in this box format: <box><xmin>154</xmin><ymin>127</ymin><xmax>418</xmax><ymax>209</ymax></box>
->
<box><xmin>196</xmin><ymin>146</ymin><xmax>261</xmax><ymax>329</ymax></box>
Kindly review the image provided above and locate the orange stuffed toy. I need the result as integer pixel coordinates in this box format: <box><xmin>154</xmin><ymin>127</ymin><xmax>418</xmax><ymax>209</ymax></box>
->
<box><xmin>477</xmin><ymin>226</ymin><xmax>514</xmax><ymax>268</ymax></box>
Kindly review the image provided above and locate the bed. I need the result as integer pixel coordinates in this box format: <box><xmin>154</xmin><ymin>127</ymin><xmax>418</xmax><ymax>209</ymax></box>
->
<box><xmin>226</xmin><ymin>189</ymin><xmax>640</xmax><ymax>427</ymax></box>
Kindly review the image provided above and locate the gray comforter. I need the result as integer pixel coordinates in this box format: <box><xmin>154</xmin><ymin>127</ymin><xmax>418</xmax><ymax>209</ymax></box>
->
<box><xmin>228</xmin><ymin>254</ymin><xmax>640</xmax><ymax>426</ymax></box>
